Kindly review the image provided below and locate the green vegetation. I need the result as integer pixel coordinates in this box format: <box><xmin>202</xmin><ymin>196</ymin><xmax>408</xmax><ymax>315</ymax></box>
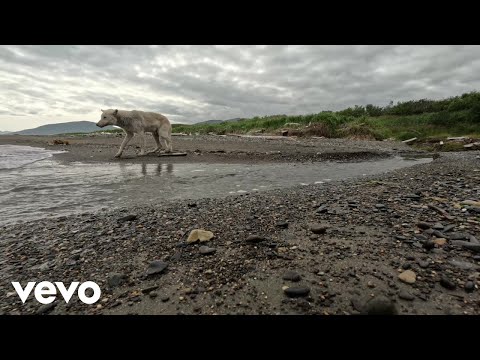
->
<box><xmin>170</xmin><ymin>91</ymin><xmax>480</xmax><ymax>141</ymax></box>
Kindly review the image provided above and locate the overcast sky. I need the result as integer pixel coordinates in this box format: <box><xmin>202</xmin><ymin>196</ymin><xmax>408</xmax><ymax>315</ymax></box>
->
<box><xmin>1</xmin><ymin>45</ymin><xmax>480</xmax><ymax>132</ymax></box>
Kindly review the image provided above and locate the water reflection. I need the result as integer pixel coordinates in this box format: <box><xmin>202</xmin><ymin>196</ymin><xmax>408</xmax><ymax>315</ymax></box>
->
<box><xmin>136</xmin><ymin>162</ymin><xmax>175</xmax><ymax>176</ymax></box>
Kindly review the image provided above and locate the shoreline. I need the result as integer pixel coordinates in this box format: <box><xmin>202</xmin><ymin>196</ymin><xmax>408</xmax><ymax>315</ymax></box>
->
<box><xmin>0</xmin><ymin>135</ymin><xmax>479</xmax><ymax>315</ymax></box>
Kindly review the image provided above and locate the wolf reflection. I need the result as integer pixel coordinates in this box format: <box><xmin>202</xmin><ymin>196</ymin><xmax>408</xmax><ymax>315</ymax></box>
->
<box><xmin>117</xmin><ymin>162</ymin><xmax>174</xmax><ymax>177</ymax></box>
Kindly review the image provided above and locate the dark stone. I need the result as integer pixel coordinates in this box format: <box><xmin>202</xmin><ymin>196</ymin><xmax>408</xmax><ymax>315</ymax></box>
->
<box><xmin>465</xmin><ymin>281</ymin><xmax>475</xmax><ymax>293</ymax></box>
<box><xmin>417</xmin><ymin>222</ymin><xmax>431</xmax><ymax>230</ymax></box>
<box><xmin>276</xmin><ymin>221</ymin><xmax>289</xmax><ymax>229</ymax></box>
<box><xmin>108</xmin><ymin>273</ymin><xmax>127</xmax><ymax>288</ymax></box>
<box><xmin>199</xmin><ymin>246</ymin><xmax>216</xmax><ymax>255</ymax></box>
<box><xmin>406</xmin><ymin>255</ymin><xmax>415</xmax><ymax>261</ymax></box>
<box><xmin>440</xmin><ymin>276</ymin><xmax>456</xmax><ymax>290</ymax></box>
<box><xmin>450</xmin><ymin>232</ymin><xmax>468</xmax><ymax>240</ymax></box>
<box><xmin>187</xmin><ymin>203</ymin><xmax>197</xmax><ymax>208</ymax></box>
<box><xmin>282</xmin><ymin>271</ymin><xmax>301</xmax><ymax>282</ymax></box>
<box><xmin>432</xmin><ymin>230</ymin><xmax>446</xmax><ymax>238</ymax></box>
<box><xmin>432</xmin><ymin>223</ymin><xmax>444</xmax><ymax>230</ymax></box>
<box><xmin>419</xmin><ymin>260</ymin><xmax>430</xmax><ymax>269</ymax></box>
<box><xmin>246</xmin><ymin>235</ymin><xmax>267</xmax><ymax>243</ymax></box>
<box><xmin>395</xmin><ymin>235</ymin><xmax>407</xmax><ymax>241</ymax></box>
<box><xmin>149</xmin><ymin>291</ymin><xmax>158</xmax><ymax>299</ymax></box>
<box><xmin>443</xmin><ymin>224</ymin><xmax>455</xmax><ymax>233</ymax></box>
<box><xmin>36</xmin><ymin>303</ymin><xmax>56</xmax><ymax>315</ymax></box>
<box><xmin>146</xmin><ymin>260</ymin><xmax>168</xmax><ymax>276</ymax></box>
<box><xmin>118</xmin><ymin>214</ymin><xmax>137</xmax><ymax>222</ymax></box>
<box><xmin>284</xmin><ymin>286</ymin><xmax>310</xmax><ymax>298</ymax></box>
<box><xmin>160</xmin><ymin>295</ymin><xmax>170</xmax><ymax>302</ymax></box>
<box><xmin>362</xmin><ymin>296</ymin><xmax>398</xmax><ymax>315</ymax></box>
<box><xmin>398</xmin><ymin>291</ymin><xmax>415</xmax><ymax>301</ymax></box>
<box><xmin>310</xmin><ymin>224</ymin><xmax>328</xmax><ymax>235</ymax></box>
<box><xmin>423</xmin><ymin>240</ymin><xmax>435</xmax><ymax>251</ymax></box>
<box><xmin>402</xmin><ymin>263</ymin><xmax>412</xmax><ymax>270</ymax></box>
<box><xmin>141</xmin><ymin>285</ymin><xmax>159</xmax><ymax>294</ymax></box>
<box><xmin>375</xmin><ymin>204</ymin><xmax>386</xmax><ymax>209</ymax></box>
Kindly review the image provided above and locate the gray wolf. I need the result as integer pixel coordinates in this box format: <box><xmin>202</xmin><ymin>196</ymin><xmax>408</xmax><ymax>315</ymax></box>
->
<box><xmin>97</xmin><ymin>109</ymin><xmax>172</xmax><ymax>158</ymax></box>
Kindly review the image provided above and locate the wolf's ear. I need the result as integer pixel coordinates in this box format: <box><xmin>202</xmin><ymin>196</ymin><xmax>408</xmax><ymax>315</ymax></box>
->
<box><xmin>101</xmin><ymin>109</ymin><xmax>104</xmax><ymax>112</ymax></box>
<box><xmin>113</xmin><ymin>109</ymin><xmax>118</xmax><ymax>115</ymax></box>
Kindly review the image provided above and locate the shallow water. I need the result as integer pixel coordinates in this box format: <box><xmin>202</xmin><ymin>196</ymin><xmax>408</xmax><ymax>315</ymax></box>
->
<box><xmin>0</xmin><ymin>145</ymin><xmax>432</xmax><ymax>226</ymax></box>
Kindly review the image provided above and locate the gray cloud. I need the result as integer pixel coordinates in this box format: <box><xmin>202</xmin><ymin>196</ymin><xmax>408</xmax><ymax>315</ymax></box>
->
<box><xmin>1</xmin><ymin>45</ymin><xmax>480</xmax><ymax>131</ymax></box>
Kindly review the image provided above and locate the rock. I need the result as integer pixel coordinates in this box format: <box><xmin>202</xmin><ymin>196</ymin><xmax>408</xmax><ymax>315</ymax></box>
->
<box><xmin>419</xmin><ymin>260</ymin><xmax>430</xmax><ymax>269</ymax></box>
<box><xmin>398</xmin><ymin>291</ymin><xmax>415</xmax><ymax>301</ymax></box>
<box><xmin>187</xmin><ymin>229</ymin><xmax>214</xmax><ymax>243</ymax></box>
<box><xmin>432</xmin><ymin>223</ymin><xmax>444</xmax><ymax>230</ymax></box>
<box><xmin>282</xmin><ymin>271</ymin><xmax>301</xmax><ymax>282</ymax></box>
<box><xmin>473</xmin><ymin>255</ymin><xmax>480</xmax><ymax>261</ymax></box>
<box><xmin>417</xmin><ymin>222</ymin><xmax>431</xmax><ymax>230</ymax></box>
<box><xmin>199</xmin><ymin>246</ymin><xmax>216</xmax><ymax>255</ymax></box>
<box><xmin>362</xmin><ymin>296</ymin><xmax>398</xmax><ymax>315</ymax></box>
<box><xmin>66</xmin><ymin>259</ymin><xmax>77</xmax><ymax>266</ymax></box>
<box><xmin>310</xmin><ymin>223</ymin><xmax>328</xmax><ymax>235</ymax></box>
<box><xmin>449</xmin><ymin>259</ymin><xmax>479</xmax><ymax>270</ymax></box>
<box><xmin>146</xmin><ymin>260</ymin><xmax>168</xmax><ymax>276</ymax></box>
<box><xmin>141</xmin><ymin>285</ymin><xmax>159</xmax><ymax>294</ymax></box>
<box><xmin>118</xmin><ymin>214</ymin><xmax>137</xmax><ymax>222</ymax></box>
<box><xmin>433</xmin><ymin>238</ymin><xmax>447</xmax><ymax>246</ymax></box>
<box><xmin>276</xmin><ymin>221</ymin><xmax>289</xmax><ymax>229</ymax></box>
<box><xmin>149</xmin><ymin>291</ymin><xmax>158</xmax><ymax>299</ymax></box>
<box><xmin>160</xmin><ymin>295</ymin><xmax>170</xmax><ymax>302</ymax></box>
<box><xmin>187</xmin><ymin>203</ymin><xmax>197</xmax><ymax>208</ymax></box>
<box><xmin>398</xmin><ymin>270</ymin><xmax>416</xmax><ymax>284</ymax></box>
<box><xmin>440</xmin><ymin>276</ymin><xmax>456</xmax><ymax>290</ymax></box>
<box><xmin>375</xmin><ymin>204</ymin><xmax>386</xmax><ymax>209</ymax></box>
<box><xmin>443</xmin><ymin>224</ymin><xmax>455</xmax><ymax>233</ymax></box>
<box><xmin>316</xmin><ymin>205</ymin><xmax>328</xmax><ymax>214</ymax></box>
<box><xmin>402</xmin><ymin>263</ymin><xmax>412</xmax><ymax>270</ymax></box>
<box><xmin>284</xmin><ymin>286</ymin><xmax>310</xmax><ymax>298</ymax></box>
<box><xmin>246</xmin><ymin>235</ymin><xmax>267</xmax><ymax>243</ymax></box>
<box><xmin>469</xmin><ymin>236</ymin><xmax>479</xmax><ymax>245</ymax></box>
<box><xmin>37</xmin><ymin>303</ymin><xmax>56</xmax><ymax>315</ymax></box>
<box><xmin>465</xmin><ymin>281</ymin><xmax>475</xmax><ymax>293</ymax></box>
<box><xmin>432</xmin><ymin>230</ymin><xmax>446</xmax><ymax>239</ymax></box>
<box><xmin>108</xmin><ymin>273</ymin><xmax>127</xmax><ymax>288</ymax></box>
<box><xmin>423</xmin><ymin>240</ymin><xmax>435</xmax><ymax>251</ymax></box>
<box><xmin>450</xmin><ymin>232</ymin><xmax>468</xmax><ymax>240</ymax></box>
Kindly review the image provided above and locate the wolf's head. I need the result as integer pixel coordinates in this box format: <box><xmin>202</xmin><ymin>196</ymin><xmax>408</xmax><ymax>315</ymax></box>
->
<box><xmin>96</xmin><ymin>109</ymin><xmax>118</xmax><ymax>128</ymax></box>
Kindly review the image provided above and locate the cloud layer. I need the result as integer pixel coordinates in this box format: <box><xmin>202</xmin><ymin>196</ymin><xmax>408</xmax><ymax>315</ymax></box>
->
<box><xmin>1</xmin><ymin>45</ymin><xmax>479</xmax><ymax>131</ymax></box>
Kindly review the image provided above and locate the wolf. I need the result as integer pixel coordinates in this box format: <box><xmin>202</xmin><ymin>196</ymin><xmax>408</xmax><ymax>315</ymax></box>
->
<box><xmin>96</xmin><ymin>109</ymin><xmax>172</xmax><ymax>158</ymax></box>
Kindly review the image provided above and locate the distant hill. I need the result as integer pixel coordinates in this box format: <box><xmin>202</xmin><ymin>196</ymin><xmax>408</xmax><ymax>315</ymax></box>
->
<box><xmin>12</xmin><ymin>121</ymin><xmax>115</xmax><ymax>135</ymax></box>
<box><xmin>0</xmin><ymin>131</ymin><xmax>11</xmax><ymax>135</ymax></box>
<box><xmin>194</xmin><ymin>118</ymin><xmax>243</xmax><ymax>125</ymax></box>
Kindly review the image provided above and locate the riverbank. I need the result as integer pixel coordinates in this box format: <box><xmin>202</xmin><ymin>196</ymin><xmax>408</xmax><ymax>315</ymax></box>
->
<box><xmin>0</xmin><ymin>135</ymin><xmax>479</xmax><ymax>315</ymax></box>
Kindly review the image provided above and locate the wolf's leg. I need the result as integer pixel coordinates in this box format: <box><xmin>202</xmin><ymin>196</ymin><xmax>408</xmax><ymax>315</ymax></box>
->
<box><xmin>115</xmin><ymin>132</ymin><xmax>133</xmax><ymax>158</ymax></box>
<box><xmin>138</xmin><ymin>131</ymin><xmax>147</xmax><ymax>156</ymax></box>
<box><xmin>159</xmin><ymin>128</ymin><xmax>172</xmax><ymax>153</ymax></box>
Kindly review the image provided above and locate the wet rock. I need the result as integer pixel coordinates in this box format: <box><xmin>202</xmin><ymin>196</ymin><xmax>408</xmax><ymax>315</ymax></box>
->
<box><xmin>440</xmin><ymin>276</ymin><xmax>456</xmax><ymax>290</ymax></box>
<box><xmin>246</xmin><ymin>235</ymin><xmax>267</xmax><ymax>243</ymax></box>
<box><xmin>450</xmin><ymin>233</ymin><xmax>468</xmax><ymax>240</ymax></box>
<box><xmin>402</xmin><ymin>263</ymin><xmax>412</xmax><ymax>270</ymax></box>
<box><xmin>199</xmin><ymin>246</ymin><xmax>216</xmax><ymax>255</ymax></box>
<box><xmin>37</xmin><ymin>303</ymin><xmax>56</xmax><ymax>315</ymax></box>
<box><xmin>282</xmin><ymin>271</ymin><xmax>301</xmax><ymax>282</ymax></box>
<box><xmin>160</xmin><ymin>295</ymin><xmax>170</xmax><ymax>302</ymax></box>
<box><xmin>449</xmin><ymin>259</ymin><xmax>478</xmax><ymax>270</ymax></box>
<box><xmin>398</xmin><ymin>270</ymin><xmax>416</xmax><ymax>284</ymax></box>
<box><xmin>187</xmin><ymin>203</ymin><xmax>197</xmax><ymax>208</ymax></box>
<box><xmin>276</xmin><ymin>221</ymin><xmax>289</xmax><ymax>229</ymax></box>
<box><xmin>108</xmin><ymin>273</ymin><xmax>127</xmax><ymax>288</ymax></box>
<box><xmin>375</xmin><ymin>204</ymin><xmax>386</xmax><ymax>209</ymax></box>
<box><xmin>187</xmin><ymin>229</ymin><xmax>214</xmax><ymax>243</ymax></box>
<box><xmin>362</xmin><ymin>296</ymin><xmax>398</xmax><ymax>315</ymax></box>
<box><xmin>419</xmin><ymin>260</ymin><xmax>430</xmax><ymax>269</ymax></box>
<box><xmin>146</xmin><ymin>260</ymin><xmax>168</xmax><ymax>276</ymax></box>
<box><xmin>118</xmin><ymin>214</ymin><xmax>137</xmax><ymax>222</ymax></box>
<box><xmin>284</xmin><ymin>286</ymin><xmax>310</xmax><ymax>298</ymax></box>
<box><xmin>310</xmin><ymin>223</ymin><xmax>328</xmax><ymax>235</ymax></box>
<box><xmin>464</xmin><ymin>281</ymin><xmax>475</xmax><ymax>293</ymax></box>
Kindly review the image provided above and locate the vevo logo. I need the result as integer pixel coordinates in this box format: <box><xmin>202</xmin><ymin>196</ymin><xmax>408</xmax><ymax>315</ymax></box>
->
<box><xmin>12</xmin><ymin>281</ymin><xmax>101</xmax><ymax>304</ymax></box>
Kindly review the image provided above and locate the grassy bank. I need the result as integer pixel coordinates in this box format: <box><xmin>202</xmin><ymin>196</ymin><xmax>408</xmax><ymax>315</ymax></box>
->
<box><xmin>172</xmin><ymin>92</ymin><xmax>480</xmax><ymax>142</ymax></box>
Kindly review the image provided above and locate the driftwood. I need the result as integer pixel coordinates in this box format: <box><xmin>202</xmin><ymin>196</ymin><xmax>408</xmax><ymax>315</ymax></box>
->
<box><xmin>157</xmin><ymin>152</ymin><xmax>187</xmax><ymax>157</ymax></box>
